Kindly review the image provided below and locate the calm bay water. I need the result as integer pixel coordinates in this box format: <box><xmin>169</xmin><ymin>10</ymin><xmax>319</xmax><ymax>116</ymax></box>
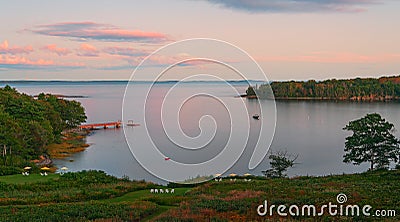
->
<box><xmin>3</xmin><ymin>81</ymin><xmax>400</xmax><ymax>184</ymax></box>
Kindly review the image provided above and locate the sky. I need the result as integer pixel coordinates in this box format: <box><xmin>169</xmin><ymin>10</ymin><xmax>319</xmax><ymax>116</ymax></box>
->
<box><xmin>0</xmin><ymin>0</ymin><xmax>399</xmax><ymax>81</ymax></box>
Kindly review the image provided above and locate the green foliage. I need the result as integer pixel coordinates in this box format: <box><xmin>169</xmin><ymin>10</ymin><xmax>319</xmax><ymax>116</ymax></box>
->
<box><xmin>38</xmin><ymin>93</ymin><xmax>87</xmax><ymax>129</ymax></box>
<box><xmin>0</xmin><ymin>201</ymin><xmax>158</xmax><ymax>222</ymax></box>
<box><xmin>246</xmin><ymin>84</ymin><xmax>274</xmax><ymax>99</ymax></box>
<box><xmin>0</xmin><ymin>170</ymin><xmax>180</xmax><ymax>221</ymax></box>
<box><xmin>0</xmin><ymin>86</ymin><xmax>87</xmax><ymax>172</ymax></box>
<box><xmin>262</xmin><ymin>151</ymin><xmax>298</xmax><ymax>178</ymax></box>
<box><xmin>343</xmin><ymin>113</ymin><xmax>400</xmax><ymax>170</ymax></box>
<box><xmin>1</xmin><ymin>170</ymin><xmax>400</xmax><ymax>221</ymax></box>
<box><xmin>0</xmin><ymin>170</ymin><xmax>152</xmax><ymax>205</ymax></box>
<box><xmin>0</xmin><ymin>166</ymin><xmax>21</xmax><ymax>176</ymax></box>
<box><xmin>156</xmin><ymin>170</ymin><xmax>400</xmax><ymax>221</ymax></box>
<box><xmin>246</xmin><ymin>86</ymin><xmax>256</xmax><ymax>96</ymax></box>
<box><xmin>251</xmin><ymin>75</ymin><xmax>400</xmax><ymax>100</ymax></box>
<box><xmin>60</xmin><ymin>170</ymin><xmax>121</xmax><ymax>185</ymax></box>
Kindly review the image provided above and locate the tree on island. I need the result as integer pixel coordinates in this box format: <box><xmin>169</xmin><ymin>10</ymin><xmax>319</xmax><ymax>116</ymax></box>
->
<box><xmin>343</xmin><ymin>113</ymin><xmax>400</xmax><ymax>171</ymax></box>
<box><xmin>246</xmin><ymin>86</ymin><xmax>256</xmax><ymax>97</ymax></box>
<box><xmin>262</xmin><ymin>150</ymin><xmax>298</xmax><ymax>178</ymax></box>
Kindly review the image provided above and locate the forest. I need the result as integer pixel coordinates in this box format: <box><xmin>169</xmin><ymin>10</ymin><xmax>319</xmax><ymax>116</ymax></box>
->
<box><xmin>247</xmin><ymin>75</ymin><xmax>400</xmax><ymax>101</ymax></box>
<box><xmin>0</xmin><ymin>85</ymin><xmax>86</xmax><ymax>174</ymax></box>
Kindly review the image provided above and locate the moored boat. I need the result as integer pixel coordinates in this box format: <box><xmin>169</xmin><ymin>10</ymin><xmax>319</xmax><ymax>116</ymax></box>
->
<box><xmin>126</xmin><ymin>120</ymin><xmax>140</xmax><ymax>126</ymax></box>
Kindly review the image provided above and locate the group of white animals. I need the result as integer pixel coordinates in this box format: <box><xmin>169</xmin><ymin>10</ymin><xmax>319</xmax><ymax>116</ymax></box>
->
<box><xmin>150</xmin><ymin>188</ymin><xmax>175</xmax><ymax>194</ymax></box>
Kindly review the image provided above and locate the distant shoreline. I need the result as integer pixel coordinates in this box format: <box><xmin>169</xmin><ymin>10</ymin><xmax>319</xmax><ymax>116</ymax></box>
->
<box><xmin>33</xmin><ymin>94</ymin><xmax>89</xmax><ymax>99</ymax></box>
<box><xmin>246</xmin><ymin>75</ymin><xmax>400</xmax><ymax>102</ymax></box>
<box><xmin>244</xmin><ymin>95</ymin><xmax>400</xmax><ymax>102</ymax></box>
<box><xmin>274</xmin><ymin>96</ymin><xmax>400</xmax><ymax>102</ymax></box>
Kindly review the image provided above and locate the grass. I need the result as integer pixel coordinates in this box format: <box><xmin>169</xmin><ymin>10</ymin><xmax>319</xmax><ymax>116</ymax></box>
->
<box><xmin>0</xmin><ymin>173</ymin><xmax>59</xmax><ymax>184</ymax></box>
<box><xmin>103</xmin><ymin>188</ymin><xmax>191</xmax><ymax>221</ymax></box>
<box><xmin>0</xmin><ymin>170</ymin><xmax>399</xmax><ymax>221</ymax></box>
<box><xmin>105</xmin><ymin>188</ymin><xmax>190</xmax><ymax>203</ymax></box>
<box><xmin>154</xmin><ymin>171</ymin><xmax>400</xmax><ymax>221</ymax></box>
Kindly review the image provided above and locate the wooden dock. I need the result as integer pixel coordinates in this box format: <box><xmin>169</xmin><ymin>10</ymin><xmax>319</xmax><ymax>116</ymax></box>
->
<box><xmin>79</xmin><ymin>121</ymin><xmax>122</xmax><ymax>130</ymax></box>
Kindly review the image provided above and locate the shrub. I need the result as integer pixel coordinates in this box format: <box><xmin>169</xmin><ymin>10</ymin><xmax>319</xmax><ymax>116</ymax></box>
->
<box><xmin>0</xmin><ymin>166</ymin><xmax>22</xmax><ymax>176</ymax></box>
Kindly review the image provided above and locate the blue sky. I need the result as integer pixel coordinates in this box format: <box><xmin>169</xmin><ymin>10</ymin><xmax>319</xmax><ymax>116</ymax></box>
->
<box><xmin>0</xmin><ymin>0</ymin><xmax>399</xmax><ymax>80</ymax></box>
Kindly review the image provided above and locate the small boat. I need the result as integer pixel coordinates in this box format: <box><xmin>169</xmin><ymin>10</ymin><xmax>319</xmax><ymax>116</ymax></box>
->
<box><xmin>126</xmin><ymin>120</ymin><xmax>140</xmax><ymax>126</ymax></box>
<box><xmin>164</xmin><ymin>157</ymin><xmax>171</xmax><ymax>161</ymax></box>
<box><xmin>252</xmin><ymin>114</ymin><xmax>260</xmax><ymax>120</ymax></box>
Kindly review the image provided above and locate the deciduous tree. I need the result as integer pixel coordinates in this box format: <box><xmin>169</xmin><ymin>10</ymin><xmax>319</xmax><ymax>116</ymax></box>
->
<box><xmin>343</xmin><ymin>113</ymin><xmax>400</xmax><ymax>170</ymax></box>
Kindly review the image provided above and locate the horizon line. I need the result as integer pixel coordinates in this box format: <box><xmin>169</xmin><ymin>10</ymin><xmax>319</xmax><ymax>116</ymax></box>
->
<box><xmin>0</xmin><ymin>74</ymin><xmax>398</xmax><ymax>83</ymax></box>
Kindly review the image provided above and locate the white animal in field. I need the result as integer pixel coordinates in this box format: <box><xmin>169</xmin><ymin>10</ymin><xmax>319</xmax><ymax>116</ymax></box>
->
<box><xmin>160</xmin><ymin>189</ymin><xmax>164</xmax><ymax>193</ymax></box>
<box><xmin>165</xmin><ymin>189</ymin><xmax>169</xmax><ymax>193</ymax></box>
<box><xmin>154</xmin><ymin>189</ymin><xmax>158</xmax><ymax>193</ymax></box>
<box><xmin>171</xmin><ymin>189</ymin><xmax>175</xmax><ymax>194</ymax></box>
<box><xmin>150</xmin><ymin>189</ymin><xmax>154</xmax><ymax>193</ymax></box>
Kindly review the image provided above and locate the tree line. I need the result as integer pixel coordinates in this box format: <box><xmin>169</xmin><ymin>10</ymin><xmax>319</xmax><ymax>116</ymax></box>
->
<box><xmin>247</xmin><ymin>75</ymin><xmax>400</xmax><ymax>101</ymax></box>
<box><xmin>0</xmin><ymin>85</ymin><xmax>86</xmax><ymax>171</ymax></box>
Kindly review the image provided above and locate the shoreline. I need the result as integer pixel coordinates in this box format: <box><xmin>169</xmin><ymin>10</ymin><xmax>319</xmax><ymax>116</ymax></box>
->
<box><xmin>243</xmin><ymin>94</ymin><xmax>400</xmax><ymax>102</ymax></box>
<box><xmin>46</xmin><ymin>129</ymin><xmax>91</xmax><ymax>161</ymax></box>
<box><xmin>33</xmin><ymin>94</ymin><xmax>88</xmax><ymax>99</ymax></box>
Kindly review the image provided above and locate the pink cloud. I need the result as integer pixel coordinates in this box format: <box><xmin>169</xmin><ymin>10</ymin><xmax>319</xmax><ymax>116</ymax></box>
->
<box><xmin>0</xmin><ymin>40</ymin><xmax>33</xmax><ymax>54</ymax></box>
<box><xmin>31</xmin><ymin>22</ymin><xmax>170</xmax><ymax>43</ymax></box>
<box><xmin>146</xmin><ymin>54</ymin><xmax>190</xmax><ymax>65</ymax></box>
<box><xmin>256</xmin><ymin>52</ymin><xmax>400</xmax><ymax>63</ymax></box>
<box><xmin>80</xmin><ymin>43</ymin><xmax>97</xmax><ymax>51</ymax></box>
<box><xmin>0</xmin><ymin>54</ymin><xmax>84</xmax><ymax>69</ymax></box>
<box><xmin>77</xmin><ymin>43</ymin><xmax>99</xmax><ymax>57</ymax></box>
<box><xmin>0</xmin><ymin>54</ymin><xmax>53</xmax><ymax>65</ymax></box>
<box><xmin>42</xmin><ymin>44</ymin><xmax>71</xmax><ymax>56</ymax></box>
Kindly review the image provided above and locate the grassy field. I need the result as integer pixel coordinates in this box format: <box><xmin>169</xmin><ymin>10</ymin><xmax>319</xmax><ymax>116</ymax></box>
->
<box><xmin>0</xmin><ymin>170</ymin><xmax>399</xmax><ymax>221</ymax></box>
<box><xmin>0</xmin><ymin>173</ymin><xmax>59</xmax><ymax>184</ymax></box>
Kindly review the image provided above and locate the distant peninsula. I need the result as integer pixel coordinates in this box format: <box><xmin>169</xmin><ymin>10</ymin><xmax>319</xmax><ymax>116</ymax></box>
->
<box><xmin>247</xmin><ymin>75</ymin><xmax>400</xmax><ymax>101</ymax></box>
<box><xmin>0</xmin><ymin>85</ymin><xmax>87</xmax><ymax>175</ymax></box>
<box><xmin>33</xmin><ymin>94</ymin><xmax>88</xmax><ymax>99</ymax></box>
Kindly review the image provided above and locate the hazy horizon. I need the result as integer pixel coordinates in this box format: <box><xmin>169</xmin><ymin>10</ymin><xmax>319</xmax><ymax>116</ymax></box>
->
<box><xmin>1</xmin><ymin>0</ymin><xmax>400</xmax><ymax>81</ymax></box>
<box><xmin>1</xmin><ymin>74</ymin><xmax>399</xmax><ymax>83</ymax></box>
